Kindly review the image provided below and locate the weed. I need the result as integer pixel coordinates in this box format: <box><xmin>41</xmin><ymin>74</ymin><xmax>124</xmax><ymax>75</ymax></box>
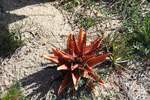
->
<box><xmin>62</xmin><ymin>0</ymin><xmax>81</xmax><ymax>11</ymax></box>
<box><xmin>104</xmin><ymin>0</ymin><xmax>142</xmax><ymax>19</ymax></box>
<box><xmin>80</xmin><ymin>17</ymin><xmax>96</xmax><ymax>29</ymax></box>
<box><xmin>102</xmin><ymin>31</ymin><xmax>130</xmax><ymax>76</ymax></box>
<box><xmin>104</xmin><ymin>0</ymin><xmax>150</xmax><ymax>60</ymax></box>
<box><xmin>2</xmin><ymin>82</ymin><xmax>27</xmax><ymax>100</ymax></box>
<box><xmin>125</xmin><ymin>14</ymin><xmax>150</xmax><ymax>60</ymax></box>
<box><xmin>59</xmin><ymin>0</ymin><xmax>101</xmax><ymax>29</ymax></box>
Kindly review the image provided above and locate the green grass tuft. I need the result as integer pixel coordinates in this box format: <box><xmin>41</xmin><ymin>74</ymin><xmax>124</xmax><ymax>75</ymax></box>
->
<box><xmin>2</xmin><ymin>82</ymin><xmax>27</xmax><ymax>100</ymax></box>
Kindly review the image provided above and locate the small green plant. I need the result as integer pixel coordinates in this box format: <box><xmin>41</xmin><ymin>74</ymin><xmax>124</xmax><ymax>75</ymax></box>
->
<box><xmin>43</xmin><ymin>28</ymin><xmax>110</xmax><ymax>95</ymax></box>
<box><xmin>2</xmin><ymin>82</ymin><xmax>27</xmax><ymax>100</ymax></box>
<box><xmin>62</xmin><ymin>0</ymin><xmax>81</xmax><ymax>11</ymax></box>
<box><xmin>125</xmin><ymin>14</ymin><xmax>150</xmax><ymax>60</ymax></box>
<box><xmin>80</xmin><ymin>17</ymin><xmax>96</xmax><ymax>30</ymax></box>
<box><xmin>103</xmin><ymin>31</ymin><xmax>129</xmax><ymax>75</ymax></box>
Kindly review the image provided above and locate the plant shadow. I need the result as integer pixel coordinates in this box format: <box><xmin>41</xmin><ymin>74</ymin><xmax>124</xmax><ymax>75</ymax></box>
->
<box><xmin>19</xmin><ymin>64</ymin><xmax>62</xmax><ymax>99</ymax></box>
<box><xmin>0</xmin><ymin>0</ymin><xmax>56</xmax><ymax>12</ymax></box>
<box><xmin>19</xmin><ymin>63</ymin><xmax>93</xmax><ymax>99</ymax></box>
<box><xmin>0</xmin><ymin>13</ymin><xmax>25</xmax><ymax>58</ymax></box>
<box><xmin>0</xmin><ymin>0</ymin><xmax>55</xmax><ymax>58</ymax></box>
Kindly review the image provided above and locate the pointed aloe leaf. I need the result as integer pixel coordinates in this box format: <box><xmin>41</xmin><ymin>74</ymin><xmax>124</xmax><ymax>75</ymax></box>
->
<box><xmin>52</xmin><ymin>48</ymin><xmax>74</xmax><ymax>61</ymax></box>
<box><xmin>78</xmin><ymin>28</ymin><xmax>86</xmax><ymax>54</ymax></box>
<box><xmin>43</xmin><ymin>55</ymin><xmax>59</xmax><ymax>64</ymax></box>
<box><xmin>58</xmin><ymin>74</ymin><xmax>69</xmax><ymax>95</ymax></box>
<box><xmin>67</xmin><ymin>34</ymin><xmax>72</xmax><ymax>50</ymax></box>
<box><xmin>88</xmin><ymin>72</ymin><xmax>104</xmax><ymax>86</ymax></box>
<box><xmin>92</xmin><ymin>37</ymin><xmax>102</xmax><ymax>50</ymax></box>
<box><xmin>71</xmin><ymin>64</ymin><xmax>79</xmax><ymax>71</ymax></box>
<box><xmin>83</xmin><ymin>67</ymin><xmax>104</xmax><ymax>85</ymax></box>
<box><xmin>82</xmin><ymin>54</ymin><xmax>96</xmax><ymax>61</ymax></box>
<box><xmin>72</xmin><ymin>73</ymin><xmax>80</xmax><ymax>90</ymax></box>
<box><xmin>83</xmin><ymin>70</ymin><xmax>89</xmax><ymax>78</ymax></box>
<box><xmin>72</xmin><ymin>35</ymin><xmax>80</xmax><ymax>55</ymax></box>
<box><xmin>99</xmin><ymin>80</ymin><xmax>104</xmax><ymax>85</ymax></box>
<box><xmin>87</xmin><ymin>53</ymin><xmax>109</xmax><ymax>67</ymax></box>
<box><xmin>84</xmin><ymin>37</ymin><xmax>102</xmax><ymax>55</ymax></box>
<box><xmin>57</xmin><ymin>64</ymin><xmax>69</xmax><ymax>70</ymax></box>
<box><xmin>67</xmin><ymin>33</ymin><xmax>74</xmax><ymax>54</ymax></box>
<box><xmin>81</xmin><ymin>66</ymin><xmax>92</xmax><ymax>78</ymax></box>
<box><xmin>83</xmin><ymin>45</ymin><xmax>91</xmax><ymax>54</ymax></box>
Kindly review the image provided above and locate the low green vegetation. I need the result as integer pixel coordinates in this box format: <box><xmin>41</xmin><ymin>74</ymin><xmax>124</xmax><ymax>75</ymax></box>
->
<box><xmin>79</xmin><ymin>17</ymin><xmax>96</xmax><ymax>29</ymax></box>
<box><xmin>1</xmin><ymin>82</ymin><xmax>27</xmax><ymax>100</ymax></box>
<box><xmin>104</xmin><ymin>0</ymin><xmax>150</xmax><ymax>61</ymax></box>
<box><xmin>105</xmin><ymin>0</ymin><xmax>141</xmax><ymax>19</ymax></box>
<box><xmin>125</xmin><ymin>14</ymin><xmax>150</xmax><ymax>60</ymax></box>
<box><xmin>59</xmin><ymin>0</ymin><xmax>102</xmax><ymax>29</ymax></box>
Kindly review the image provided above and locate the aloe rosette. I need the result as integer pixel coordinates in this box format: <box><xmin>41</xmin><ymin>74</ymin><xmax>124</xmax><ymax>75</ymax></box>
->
<box><xmin>43</xmin><ymin>28</ymin><xmax>110</xmax><ymax>95</ymax></box>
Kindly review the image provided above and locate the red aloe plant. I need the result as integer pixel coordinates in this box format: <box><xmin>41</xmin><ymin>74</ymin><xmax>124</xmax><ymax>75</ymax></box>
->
<box><xmin>43</xmin><ymin>28</ymin><xmax>110</xmax><ymax>95</ymax></box>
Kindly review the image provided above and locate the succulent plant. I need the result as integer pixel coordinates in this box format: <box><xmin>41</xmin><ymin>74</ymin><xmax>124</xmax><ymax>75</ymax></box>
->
<box><xmin>43</xmin><ymin>28</ymin><xmax>110</xmax><ymax>95</ymax></box>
